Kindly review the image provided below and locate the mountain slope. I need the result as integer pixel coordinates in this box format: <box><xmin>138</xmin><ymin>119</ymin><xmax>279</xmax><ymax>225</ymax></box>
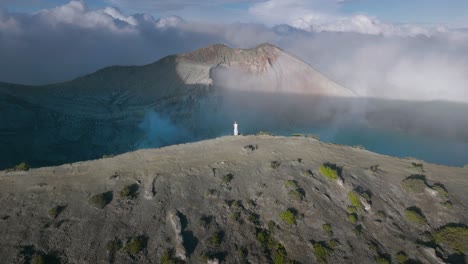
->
<box><xmin>0</xmin><ymin>136</ymin><xmax>467</xmax><ymax>263</ymax></box>
<box><xmin>0</xmin><ymin>43</ymin><xmax>356</xmax><ymax>170</ymax></box>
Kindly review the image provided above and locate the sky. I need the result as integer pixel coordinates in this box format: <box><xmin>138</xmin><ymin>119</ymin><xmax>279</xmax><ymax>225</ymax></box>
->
<box><xmin>0</xmin><ymin>0</ymin><xmax>468</xmax><ymax>102</ymax></box>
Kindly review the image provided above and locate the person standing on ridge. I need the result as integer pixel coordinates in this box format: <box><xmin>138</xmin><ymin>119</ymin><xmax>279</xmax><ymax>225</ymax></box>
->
<box><xmin>234</xmin><ymin>121</ymin><xmax>238</xmax><ymax>136</ymax></box>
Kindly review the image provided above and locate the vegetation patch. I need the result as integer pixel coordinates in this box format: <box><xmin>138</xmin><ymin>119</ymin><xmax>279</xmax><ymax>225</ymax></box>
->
<box><xmin>280</xmin><ymin>209</ymin><xmax>297</xmax><ymax>225</ymax></box>
<box><xmin>208</xmin><ymin>231</ymin><xmax>224</xmax><ymax>247</ymax></box>
<box><xmin>308</xmin><ymin>134</ymin><xmax>320</xmax><ymax>140</ymax></box>
<box><xmin>347</xmin><ymin>191</ymin><xmax>363</xmax><ymax>210</ymax></box>
<box><xmin>88</xmin><ymin>191</ymin><xmax>113</xmax><ymax>209</ymax></box>
<box><xmin>401</xmin><ymin>175</ymin><xmax>428</xmax><ymax>193</ymax></box>
<box><xmin>376</xmin><ymin>255</ymin><xmax>390</xmax><ymax>264</ymax></box>
<box><xmin>376</xmin><ymin>210</ymin><xmax>386</xmax><ymax>219</ymax></box>
<box><xmin>13</xmin><ymin>162</ymin><xmax>30</xmax><ymax>171</ymax></box>
<box><xmin>123</xmin><ymin>236</ymin><xmax>147</xmax><ymax>255</ymax></box>
<box><xmin>198</xmin><ymin>215</ymin><xmax>213</xmax><ymax>229</ymax></box>
<box><xmin>432</xmin><ymin>224</ymin><xmax>468</xmax><ymax>253</ymax></box>
<box><xmin>395</xmin><ymin>251</ymin><xmax>408</xmax><ymax>264</ymax></box>
<box><xmin>31</xmin><ymin>255</ymin><xmax>45</xmax><ymax>264</ymax></box>
<box><xmin>285</xmin><ymin>180</ymin><xmax>299</xmax><ymax>189</ymax></box>
<box><xmin>291</xmin><ymin>133</ymin><xmax>305</xmax><ymax>137</ymax></box>
<box><xmin>248</xmin><ymin>213</ymin><xmax>260</xmax><ymax>226</ymax></box>
<box><xmin>319</xmin><ymin>163</ymin><xmax>341</xmax><ymax>180</ymax></box>
<box><xmin>322</xmin><ymin>223</ymin><xmax>332</xmax><ymax>235</ymax></box>
<box><xmin>411</xmin><ymin>162</ymin><xmax>424</xmax><ymax>172</ymax></box>
<box><xmin>441</xmin><ymin>200</ymin><xmax>453</xmax><ymax>209</ymax></box>
<box><xmin>271</xmin><ymin>161</ymin><xmax>281</xmax><ymax>169</ymax></box>
<box><xmin>348</xmin><ymin>214</ymin><xmax>358</xmax><ymax>224</ymax></box>
<box><xmin>303</xmin><ymin>169</ymin><xmax>314</xmax><ymax>177</ymax></box>
<box><xmin>431</xmin><ymin>183</ymin><xmax>449</xmax><ymax>199</ymax></box>
<box><xmin>160</xmin><ymin>249</ymin><xmax>183</xmax><ymax>264</ymax></box>
<box><xmin>119</xmin><ymin>184</ymin><xmax>139</xmax><ymax>199</ymax></box>
<box><xmin>231</xmin><ymin>212</ymin><xmax>241</xmax><ymax>222</ymax></box>
<box><xmin>257</xmin><ymin>229</ymin><xmax>296</xmax><ymax>264</ymax></box>
<box><xmin>204</xmin><ymin>189</ymin><xmax>219</xmax><ymax>198</ymax></box>
<box><xmin>222</xmin><ymin>173</ymin><xmax>234</xmax><ymax>185</ymax></box>
<box><xmin>238</xmin><ymin>246</ymin><xmax>248</xmax><ymax>259</ymax></box>
<box><xmin>369</xmin><ymin>165</ymin><xmax>380</xmax><ymax>173</ymax></box>
<box><xmin>48</xmin><ymin>206</ymin><xmax>64</xmax><ymax>219</ymax></box>
<box><xmin>313</xmin><ymin>242</ymin><xmax>331</xmax><ymax>263</ymax></box>
<box><xmin>405</xmin><ymin>207</ymin><xmax>427</xmax><ymax>225</ymax></box>
<box><xmin>257</xmin><ymin>131</ymin><xmax>273</xmax><ymax>136</ymax></box>
<box><xmin>288</xmin><ymin>189</ymin><xmax>305</xmax><ymax>201</ymax></box>
<box><xmin>346</xmin><ymin>206</ymin><xmax>357</xmax><ymax>214</ymax></box>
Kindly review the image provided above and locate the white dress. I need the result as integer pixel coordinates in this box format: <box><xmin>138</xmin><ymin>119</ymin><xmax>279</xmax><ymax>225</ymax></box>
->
<box><xmin>234</xmin><ymin>122</ymin><xmax>238</xmax><ymax>136</ymax></box>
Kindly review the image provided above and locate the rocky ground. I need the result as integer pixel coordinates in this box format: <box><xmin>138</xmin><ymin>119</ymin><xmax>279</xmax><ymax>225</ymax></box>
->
<box><xmin>0</xmin><ymin>135</ymin><xmax>467</xmax><ymax>264</ymax></box>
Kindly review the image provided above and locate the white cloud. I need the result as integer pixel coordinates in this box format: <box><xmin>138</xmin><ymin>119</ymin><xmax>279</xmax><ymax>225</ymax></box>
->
<box><xmin>0</xmin><ymin>1</ymin><xmax>468</xmax><ymax>103</ymax></box>
<box><xmin>249</xmin><ymin>0</ymin><xmax>451</xmax><ymax>37</ymax></box>
<box><xmin>35</xmin><ymin>0</ymin><xmax>137</xmax><ymax>33</ymax></box>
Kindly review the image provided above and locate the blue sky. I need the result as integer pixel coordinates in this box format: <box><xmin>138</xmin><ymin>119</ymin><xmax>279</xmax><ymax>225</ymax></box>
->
<box><xmin>3</xmin><ymin>0</ymin><xmax>468</xmax><ymax>26</ymax></box>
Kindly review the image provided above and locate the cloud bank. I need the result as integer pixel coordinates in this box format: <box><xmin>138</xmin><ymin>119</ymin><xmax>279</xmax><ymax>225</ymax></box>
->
<box><xmin>1</xmin><ymin>0</ymin><xmax>468</xmax><ymax>102</ymax></box>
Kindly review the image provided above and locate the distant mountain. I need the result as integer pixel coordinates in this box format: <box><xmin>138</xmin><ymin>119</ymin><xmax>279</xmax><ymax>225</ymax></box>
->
<box><xmin>1</xmin><ymin>43</ymin><xmax>467</xmax><ymax>169</ymax></box>
<box><xmin>0</xmin><ymin>44</ymin><xmax>356</xmax><ymax>169</ymax></box>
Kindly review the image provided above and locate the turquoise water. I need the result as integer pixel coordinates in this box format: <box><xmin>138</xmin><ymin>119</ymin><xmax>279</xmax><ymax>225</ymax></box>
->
<box><xmin>280</xmin><ymin>126</ymin><xmax>468</xmax><ymax>167</ymax></box>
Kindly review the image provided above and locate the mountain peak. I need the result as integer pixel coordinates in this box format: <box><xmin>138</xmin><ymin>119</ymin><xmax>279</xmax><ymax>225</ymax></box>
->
<box><xmin>178</xmin><ymin>43</ymin><xmax>282</xmax><ymax>66</ymax></box>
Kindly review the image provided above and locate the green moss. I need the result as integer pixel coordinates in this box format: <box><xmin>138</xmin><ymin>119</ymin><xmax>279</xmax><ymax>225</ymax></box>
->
<box><xmin>222</xmin><ymin>173</ymin><xmax>234</xmax><ymax>185</ymax></box>
<box><xmin>48</xmin><ymin>206</ymin><xmax>62</xmax><ymax>218</ymax></box>
<box><xmin>248</xmin><ymin>213</ymin><xmax>260</xmax><ymax>225</ymax></box>
<box><xmin>348</xmin><ymin>191</ymin><xmax>362</xmax><ymax>210</ymax></box>
<box><xmin>280</xmin><ymin>209</ymin><xmax>297</xmax><ymax>225</ymax></box>
<box><xmin>123</xmin><ymin>236</ymin><xmax>146</xmax><ymax>255</ymax></box>
<box><xmin>433</xmin><ymin>225</ymin><xmax>468</xmax><ymax>253</ymax></box>
<box><xmin>288</xmin><ymin>189</ymin><xmax>305</xmax><ymax>201</ymax></box>
<box><xmin>395</xmin><ymin>251</ymin><xmax>408</xmax><ymax>264</ymax></box>
<box><xmin>376</xmin><ymin>256</ymin><xmax>390</xmax><ymax>264</ymax></box>
<box><xmin>319</xmin><ymin>165</ymin><xmax>338</xmax><ymax>180</ymax></box>
<box><xmin>401</xmin><ymin>175</ymin><xmax>428</xmax><ymax>193</ymax></box>
<box><xmin>14</xmin><ymin>162</ymin><xmax>30</xmax><ymax>171</ymax></box>
<box><xmin>405</xmin><ymin>207</ymin><xmax>427</xmax><ymax>225</ymax></box>
<box><xmin>31</xmin><ymin>255</ymin><xmax>45</xmax><ymax>264</ymax></box>
<box><xmin>411</xmin><ymin>162</ymin><xmax>424</xmax><ymax>172</ymax></box>
<box><xmin>231</xmin><ymin>212</ymin><xmax>241</xmax><ymax>222</ymax></box>
<box><xmin>119</xmin><ymin>184</ymin><xmax>138</xmax><ymax>199</ymax></box>
<box><xmin>257</xmin><ymin>229</ymin><xmax>295</xmax><ymax>263</ymax></box>
<box><xmin>285</xmin><ymin>180</ymin><xmax>299</xmax><ymax>188</ymax></box>
<box><xmin>313</xmin><ymin>242</ymin><xmax>331</xmax><ymax>263</ymax></box>
<box><xmin>432</xmin><ymin>184</ymin><xmax>449</xmax><ymax>199</ymax></box>
<box><xmin>291</xmin><ymin>133</ymin><xmax>305</xmax><ymax>137</ymax></box>
<box><xmin>302</xmin><ymin>170</ymin><xmax>313</xmax><ymax>177</ymax></box>
<box><xmin>160</xmin><ymin>249</ymin><xmax>182</xmax><ymax>264</ymax></box>
<box><xmin>88</xmin><ymin>192</ymin><xmax>112</xmax><ymax>209</ymax></box>
<box><xmin>232</xmin><ymin>200</ymin><xmax>241</xmax><ymax>208</ymax></box>
<box><xmin>346</xmin><ymin>206</ymin><xmax>357</xmax><ymax>214</ymax></box>
<box><xmin>238</xmin><ymin>246</ymin><xmax>248</xmax><ymax>258</ymax></box>
<box><xmin>322</xmin><ymin>223</ymin><xmax>332</xmax><ymax>235</ymax></box>
<box><xmin>328</xmin><ymin>239</ymin><xmax>338</xmax><ymax>249</ymax></box>
<box><xmin>377</xmin><ymin>210</ymin><xmax>387</xmax><ymax>219</ymax></box>
<box><xmin>348</xmin><ymin>213</ymin><xmax>358</xmax><ymax>224</ymax></box>
<box><xmin>208</xmin><ymin>231</ymin><xmax>223</xmax><ymax>247</ymax></box>
<box><xmin>441</xmin><ymin>200</ymin><xmax>453</xmax><ymax>209</ymax></box>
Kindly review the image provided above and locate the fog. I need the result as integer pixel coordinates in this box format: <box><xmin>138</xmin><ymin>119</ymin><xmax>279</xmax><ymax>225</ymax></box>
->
<box><xmin>1</xmin><ymin>1</ymin><xmax>468</xmax><ymax>103</ymax></box>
